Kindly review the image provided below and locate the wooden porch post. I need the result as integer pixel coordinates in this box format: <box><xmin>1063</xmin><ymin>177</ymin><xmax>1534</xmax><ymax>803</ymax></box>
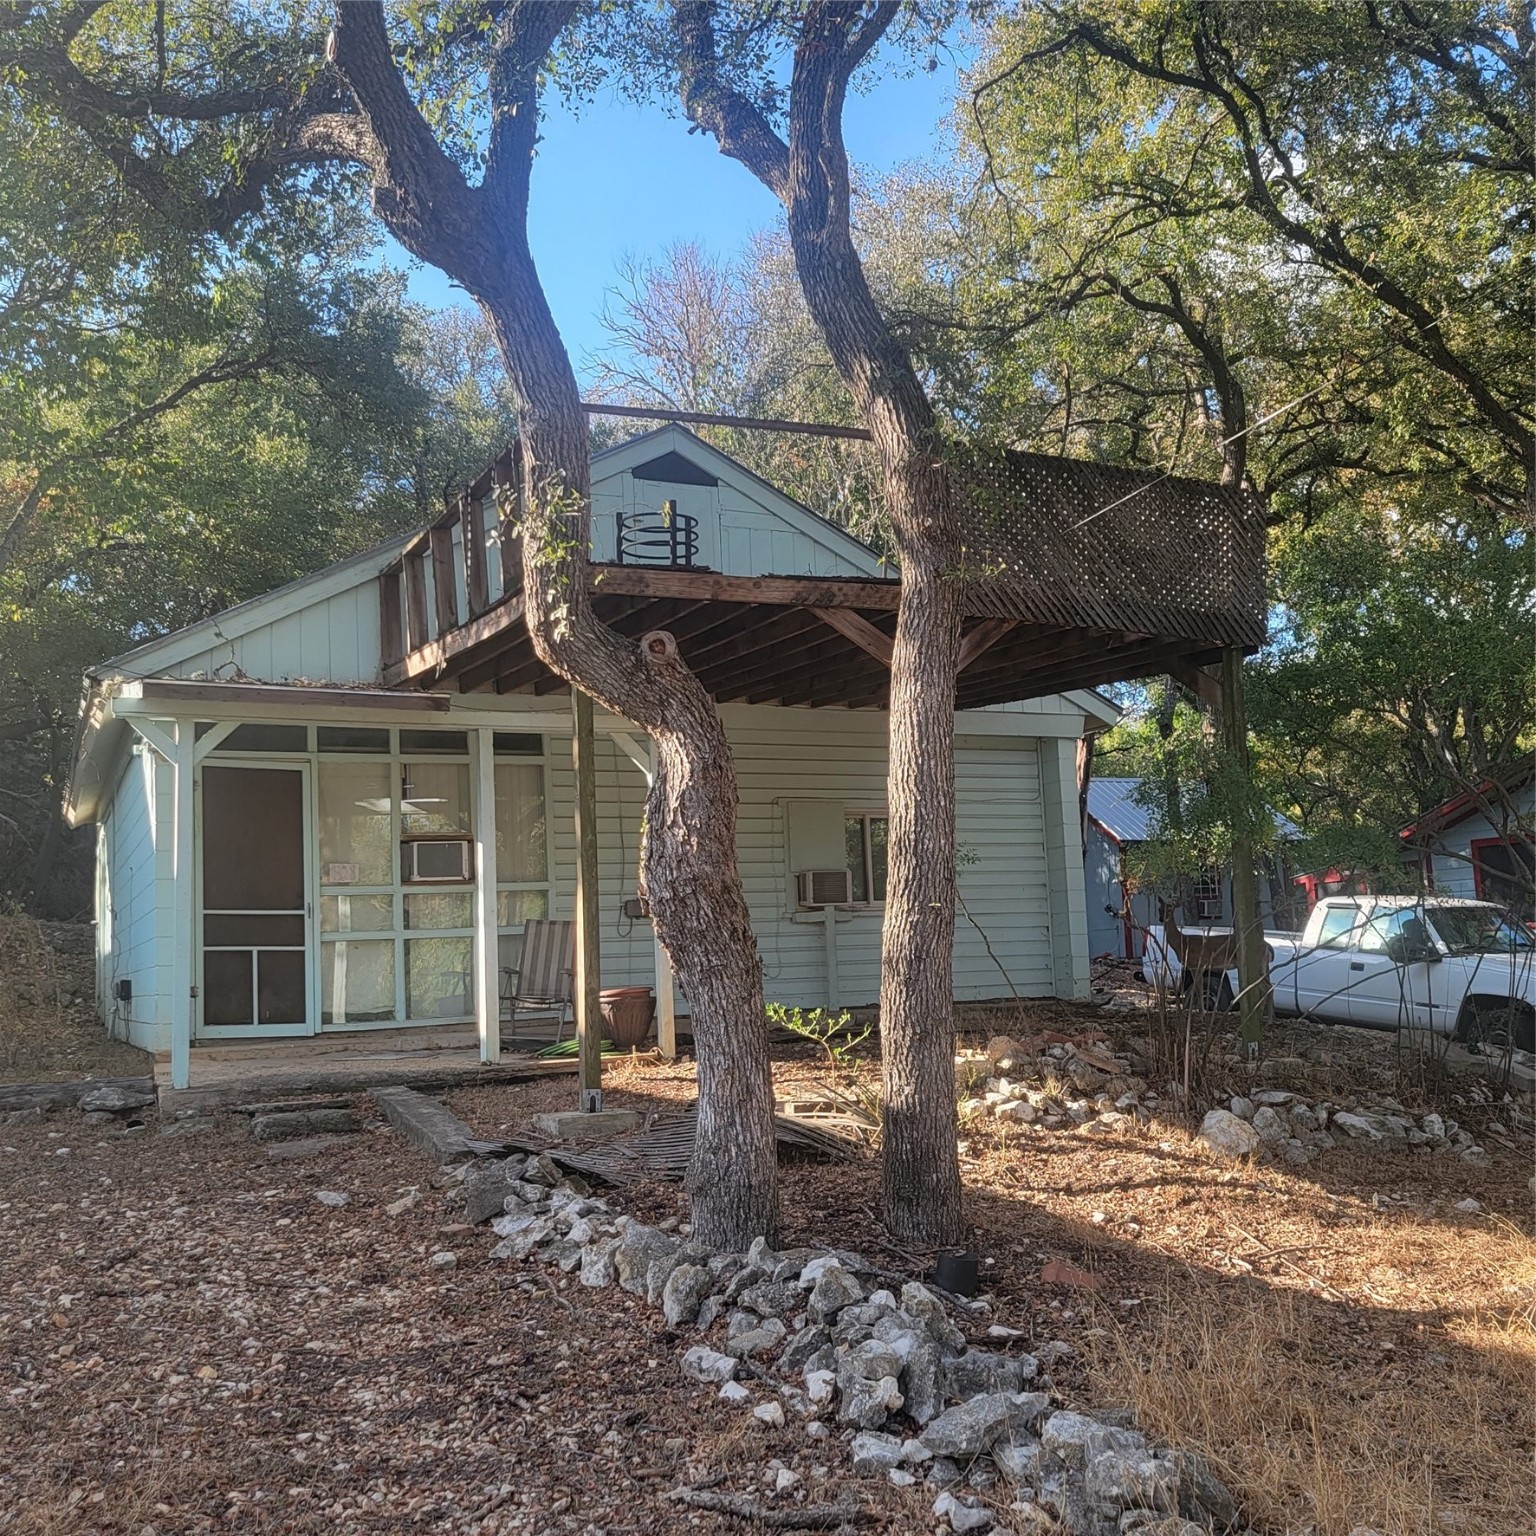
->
<box><xmin>648</xmin><ymin>738</ymin><xmax>678</xmax><ymax>1060</ymax></box>
<box><xmin>1221</xmin><ymin>648</ymin><xmax>1269</xmax><ymax>1059</ymax></box>
<box><xmin>170</xmin><ymin>722</ymin><xmax>195</xmax><ymax>1090</ymax></box>
<box><xmin>473</xmin><ymin>727</ymin><xmax>501</xmax><ymax>1064</ymax></box>
<box><xmin>571</xmin><ymin>689</ymin><xmax>603</xmax><ymax>1110</ymax></box>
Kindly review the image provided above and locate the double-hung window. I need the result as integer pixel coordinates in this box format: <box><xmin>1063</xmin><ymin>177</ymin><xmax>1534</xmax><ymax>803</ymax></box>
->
<box><xmin>844</xmin><ymin>812</ymin><xmax>889</xmax><ymax>905</ymax></box>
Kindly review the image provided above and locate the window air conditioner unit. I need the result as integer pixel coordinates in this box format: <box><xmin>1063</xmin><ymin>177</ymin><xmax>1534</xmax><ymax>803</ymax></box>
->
<box><xmin>403</xmin><ymin>838</ymin><xmax>473</xmax><ymax>884</ymax></box>
<box><xmin>797</xmin><ymin>869</ymin><xmax>852</xmax><ymax>908</ymax></box>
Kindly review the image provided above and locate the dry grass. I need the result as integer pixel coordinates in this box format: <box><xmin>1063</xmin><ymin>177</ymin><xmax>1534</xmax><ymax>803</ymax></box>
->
<box><xmin>453</xmin><ymin>1008</ymin><xmax>1536</xmax><ymax>1536</ymax></box>
<box><xmin>0</xmin><ymin>914</ymin><xmax>150</xmax><ymax>1084</ymax></box>
<box><xmin>1087</xmin><ymin>1266</ymin><xmax>1535</xmax><ymax>1536</ymax></box>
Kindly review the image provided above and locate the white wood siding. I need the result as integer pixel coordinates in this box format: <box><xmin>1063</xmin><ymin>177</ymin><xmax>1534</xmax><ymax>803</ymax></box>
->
<box><xmin>96</xmin><ymin>748</ymin><xmax>170</xmax><ymax>1051</ymax></box>
<box><xmin>589</xmin><ymin>459</ymin><xmax>880</xmax><ymax>581</ymax></box>
<box><xmin>537</xmin><ymin>708</ymin><xmax>1054</xmax><ymax>1008</ymax></box>
<box><xmin>1429</xmin><ymin>786</ymin><xmax>1535</xmax><ymax>899</ymax></box>
<box><xmin>167</xmin><ymin>575</ymin><xmax>381</xmax><ymax>687</ymax></box>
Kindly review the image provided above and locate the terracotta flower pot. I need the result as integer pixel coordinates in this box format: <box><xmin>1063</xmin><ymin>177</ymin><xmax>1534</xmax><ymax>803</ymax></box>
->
<box><xmin>599</xmin><ymin>986</ymin><xmax>655</xmax><ymax>1049</ymax></box>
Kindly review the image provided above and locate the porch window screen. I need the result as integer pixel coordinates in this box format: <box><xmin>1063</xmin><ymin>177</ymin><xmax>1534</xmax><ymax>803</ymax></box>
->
<box><xmin>318</xmin><ymin>761</ymin><xmax>391</xmax><ymax>885</ymax></box>
<box><xmin>494</xmin><ymin>756</ymin><xmax>552</xmax><ymax>976</ymax></box>
<box><xmin>313</xmin><ymin>730</ymin><xmax>552</xmax><ymax>1026</ymax></box>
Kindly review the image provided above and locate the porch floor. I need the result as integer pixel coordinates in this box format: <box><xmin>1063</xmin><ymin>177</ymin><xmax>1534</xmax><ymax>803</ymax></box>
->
<box><xmin>155</xmin><ymin>1020</ymin><xmax>670</xmax><ymax>1112</ymax></box>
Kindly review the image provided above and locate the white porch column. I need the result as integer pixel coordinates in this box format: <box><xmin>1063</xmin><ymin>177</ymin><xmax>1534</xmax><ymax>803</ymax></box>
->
<box><xmin>169</xmin><ymin>722</ymin><xmax>196</xmax><ymax>1089</ymax></box>
<box><xmin>472</xmin><ymin>728</ymin><xmax>501</xmax><ymax>1064</ymax></box>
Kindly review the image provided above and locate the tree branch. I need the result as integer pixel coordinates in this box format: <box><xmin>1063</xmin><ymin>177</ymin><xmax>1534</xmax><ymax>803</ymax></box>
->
<box><xmin>674</xmin><ymin>1</ymin><xmax>791</xmax><ymax>202</ymax></box>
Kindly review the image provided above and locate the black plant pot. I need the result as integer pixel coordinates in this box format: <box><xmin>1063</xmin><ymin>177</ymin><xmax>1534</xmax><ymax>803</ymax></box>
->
<box><xmin>933</xmin><ymin>1250</ymin><xmax>981</xmax><ymax>1297</ymax></box>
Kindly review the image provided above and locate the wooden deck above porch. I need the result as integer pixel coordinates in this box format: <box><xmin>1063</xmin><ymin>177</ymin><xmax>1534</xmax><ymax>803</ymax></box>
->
<box><xmin>377</xmin><ymin>431</ymin><xmax>1266</xmax><ymax>712</ymax></box>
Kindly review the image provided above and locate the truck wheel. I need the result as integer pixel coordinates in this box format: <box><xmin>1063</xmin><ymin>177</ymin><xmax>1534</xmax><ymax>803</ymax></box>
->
<box><xmin>1198</xmin><ymin>971</ymin><xmax>1235</xmax><ymax>1012</ymax></box>
<box><xmin>1459</xmin><ymin>1001</ymin><xmax>1536</xmax><ymax>1054</ymax></box>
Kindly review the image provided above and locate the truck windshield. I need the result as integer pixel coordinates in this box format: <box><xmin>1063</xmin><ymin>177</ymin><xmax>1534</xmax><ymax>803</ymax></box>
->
<box><xmin>1428</xmin><ymin>907</ymin><xmax>1535</xmax><ymax>954</ymax></box>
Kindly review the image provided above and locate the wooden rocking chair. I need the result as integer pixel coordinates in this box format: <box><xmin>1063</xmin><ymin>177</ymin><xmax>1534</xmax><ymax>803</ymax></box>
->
<box><xmin>499</xmin><ymin>918</ymin><xmax>576</xmax><ymax>1047</ymax></box>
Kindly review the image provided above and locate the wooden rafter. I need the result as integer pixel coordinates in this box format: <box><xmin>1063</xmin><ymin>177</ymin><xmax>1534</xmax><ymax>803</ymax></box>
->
<box><xmin>957</xmin><ymin>618</ymin><xmax>1018</xmax><ymax>673</ymax></box>
<box><xmin>812</xmin><ymin>607</ymin><xmax>893</xmax><ymax>666</ymax></box>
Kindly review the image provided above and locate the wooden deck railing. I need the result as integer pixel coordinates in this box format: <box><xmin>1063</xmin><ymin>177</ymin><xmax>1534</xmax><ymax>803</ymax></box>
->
<box><xmin>379</xmin><ymin>444</ymin><xmax>521</xmax><ymax>677</ymax></box>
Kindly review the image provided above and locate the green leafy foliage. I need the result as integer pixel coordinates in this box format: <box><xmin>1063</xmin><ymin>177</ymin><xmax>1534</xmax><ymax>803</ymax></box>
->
<box><xmin>766</xmin><ymin>1002</ymin><xmax>873</xmax><ymax>1075</ymax></box>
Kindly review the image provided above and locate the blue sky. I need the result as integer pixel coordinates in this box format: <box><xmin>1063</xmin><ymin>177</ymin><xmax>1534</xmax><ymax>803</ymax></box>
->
<box><xmin>391</xmin><ymin>58</ymin><xmax>967</xmax><ymax>377</ymax></box>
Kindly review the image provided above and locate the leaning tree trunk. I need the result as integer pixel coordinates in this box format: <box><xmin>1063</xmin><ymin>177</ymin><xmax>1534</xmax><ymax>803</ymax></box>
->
<box><xmin>675</xmin><ymin>0</ymin><xmax>968</xmax><ymax>1247</ymax></box>
<box><xmin>324</xmin><ymin>1</ymin><xmax>777</xmax><ymax>1248</ymax></box>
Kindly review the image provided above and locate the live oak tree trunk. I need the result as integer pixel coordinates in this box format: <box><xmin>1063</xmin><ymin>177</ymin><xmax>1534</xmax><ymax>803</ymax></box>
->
<box><xmin>678</xmin><ymin>3</ymin><xmax>965</xmax><ymax>1246</ymax></box>
<box><xmin>319</xmin><ymin>2</ymin><xmax>776</xmax><ymax>1248</ymax></box>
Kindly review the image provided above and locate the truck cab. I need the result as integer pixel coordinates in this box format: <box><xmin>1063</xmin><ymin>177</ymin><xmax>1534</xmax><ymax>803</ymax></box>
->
<box><xmin>1150</xmin><ymin>896</ymin><xmax>1536</xmax><ymax>1050</ymax></box>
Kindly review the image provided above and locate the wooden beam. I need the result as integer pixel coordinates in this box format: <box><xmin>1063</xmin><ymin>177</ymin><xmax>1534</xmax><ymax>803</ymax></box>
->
<box><xmin>958</xmin><ymin>641</ymin><xmax>1199</xmax><ymax>708</ymax></box>
<box><xmin>572</xmin><ymin>689</ymin><xmax>603</xmax><ymax>1112</ymax></box>
<box><xmin>687</xmin><ymin>613</ymin><xmax>829</xmax><ymax>683</ymax></box>
<box><xmin>581</xmin><ymin>400</ymin><xmax>873</xmax><ymax>442</ymax></box>
<box><xmin>957</xmin><ymin>618</ymin><xmax>1019</xmax><ymax>673</ymax></box>
<box><xmin>1167</xmin><ymin>658</ymin><xmax>1222</xmax><ymax>711</ymax></box>
<box><xmin>499</xmin><ymin>529</ymin><xmax>522</xmax><ymax>602</ymax></box>
<box><xmin>430</xmin><ymin>525</ymin><xmax>458</xmax><ymax>635</ymax></box>
<box><xmin>379</xmin><ymin>570</ymin><xmax>404</xmax><ymax>670</ymax></box>
<box><xmin>705</xmin><ymin>630</ymin><xmax>851</xmax><ymax>701</ymax></box>
<box><xmin>453</xmin><ymin>635</ymin><xmax>538</xmax><ymax>693</ymax></box>
<box><xmin>493</xmin><ymin>654</ymin><xmax>555</xmax><ymax>695</ymax></box>
<box><xmin>676</xmin><ymin>607</ymin><xmax>811</xmax><ymax>669</ymax></box>
<box><xmin>133</xmin><ymin>679</ymin><xmax>451</xmax><ymax>713</ymax></box>
<box><xmin>384</xmin><ymin>593</ymin><xmax>526</xmax><ymax>687</ymax></box>
<box><xmin>746</xmin><ymin>648</ymin><xmax>888</xmax><ymax>706</ymax></box>
<box><xmin>402</xmin><ymin>551</ymin><xmax>429</xmax><ymax>654</ymax></box>
<box><xmin>1222</xmin><ymin>648</ymin><xmax>1269</xmax><ymax>1059</ymax></box>
<box><xmin>590</xmin><ymin>564</ymin><xmax>902</xmax><ymax>611</ymax></box>
<box><xmin>957</xmin><ymin>629</ymin><xmax>1141</xmax><ymax>693</ymax></box>
<box><xmin>464</xmin><ymin>497</ymin><xmax>491</xmax><ymax>617</ymax></box>
<box><xmin>813</xmin><ymin>608</ymin><xmax>893</xmax><ymax>666</ymax></box>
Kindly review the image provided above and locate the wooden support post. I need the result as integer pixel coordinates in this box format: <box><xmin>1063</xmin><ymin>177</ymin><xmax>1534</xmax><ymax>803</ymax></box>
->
<box><xmin>464</xmin><ymin>498</ymin><xmax>490</xmax><ymax>617</ymax></box>
<box><xmin>379</xmin><ymin>570</ymin><xmax>404</xmax><ymax>670</ymax></box>
<box><xmin>169</xmin><ymin>722</ymin><xmax>196</xmax><ymax>1091</ymax></box>
<box><xmin>430</xmin><ymin>524</ymin><xmax>458</xmax><ymax>635</ymax></box>
<box><xmin>647</xmin><ymin>738</ymin><xmax>678</xmax><ymax>1061</ymax></box>
<box><xmin>572</xmin><ymin>689</ymin><xmax>603</xmax><ymax>1110</ymax></box>
<box><xmin>1221</xmin><ymin>648</ymin><xmax>1268</xmax><ymax>1060</ymax></box>
<box><xmin>403</xmin><ymin>553</ymin><xmax>429</xmax><ymax>653</ymax></box>
<box><xmin>472</xmin><ymin>728</ymin><xmax>501</xmax><ymax>1065</ymax></box>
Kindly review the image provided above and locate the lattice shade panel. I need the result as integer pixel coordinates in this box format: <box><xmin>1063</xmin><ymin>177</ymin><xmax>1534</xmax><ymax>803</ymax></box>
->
<box><xmin>955</xmin><ymin>448</ymin><xmax>1267</xmax><ymax>648</ymax></box>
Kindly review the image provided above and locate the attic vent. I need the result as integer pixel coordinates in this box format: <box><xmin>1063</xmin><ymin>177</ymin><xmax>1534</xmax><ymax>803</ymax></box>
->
<box><xmin>796</xmin><ymin>869</ymin><xmax>853</xmax><ymax>908</ymax></box>
<box><xmin>631</xmin><ymin>450</ymin><xmax>718</xmax><ymax>486</ymax></box>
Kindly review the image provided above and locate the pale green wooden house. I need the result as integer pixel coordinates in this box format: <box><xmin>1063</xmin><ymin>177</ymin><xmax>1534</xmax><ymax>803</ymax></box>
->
<box><xmin>68</xmin><ymin>426</ymin><xmax>1121</xmax><ymax>1087</ymax></box>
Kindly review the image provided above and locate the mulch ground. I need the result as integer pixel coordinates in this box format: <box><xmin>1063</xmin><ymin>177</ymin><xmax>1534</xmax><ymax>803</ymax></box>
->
<box><xmin>0</xmin><ymin>1104</ymin><xmax>903</xmax><ymax>1536</ymax></box>
<box><xmin>1</xmin><ymin>988</ymin><xmax>1532</xmax><ymax>1535</ymax></box>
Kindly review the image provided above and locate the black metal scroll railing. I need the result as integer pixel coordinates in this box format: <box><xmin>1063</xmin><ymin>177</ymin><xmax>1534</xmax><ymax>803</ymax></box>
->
<box><xmin>616</xmin><ymin>501</ymin><xmax>699</xmax><ymax>569</ymax></box>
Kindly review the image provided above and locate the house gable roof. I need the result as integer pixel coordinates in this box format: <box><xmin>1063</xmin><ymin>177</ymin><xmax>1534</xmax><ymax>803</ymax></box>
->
<box><xmin>1398</xmin><ymin>758</ymin><xmax>1536</xmax><ymax>843</ymax></box>
<box><xmin>589</xmin><ymin>423</ymin><xmax>888</xmax><ymax>577</ymax></box>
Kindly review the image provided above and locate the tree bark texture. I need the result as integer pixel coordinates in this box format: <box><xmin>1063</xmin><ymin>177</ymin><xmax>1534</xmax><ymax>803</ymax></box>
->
<box><xmin>678</xmin><ymin>2</ymin><xmax>965</xmax><ymax>1245</ymax></box>
<box><xmin>324</xmin><ymin>1</ymin><xmax>776</xmax><ymax>1248</ymax></box>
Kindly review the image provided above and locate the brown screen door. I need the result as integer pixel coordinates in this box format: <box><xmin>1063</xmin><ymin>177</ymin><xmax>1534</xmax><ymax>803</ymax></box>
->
<box><xmin>200</xmin><ymin>764</ymin><xmax>311</xmax><ymax>1033</ymax></box>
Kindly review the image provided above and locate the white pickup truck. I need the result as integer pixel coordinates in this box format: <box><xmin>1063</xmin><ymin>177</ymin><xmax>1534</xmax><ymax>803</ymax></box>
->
<box><xmin>1148</xmin><ymin>895</ymin><xmax>1536</xmax><ymax>1051</ymax></box>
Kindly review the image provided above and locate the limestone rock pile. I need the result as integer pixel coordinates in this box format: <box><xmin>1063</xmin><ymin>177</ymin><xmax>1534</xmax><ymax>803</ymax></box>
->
<box><xmin>453</xmin><ymin>1152</ymin><xmax>1248</xmax><ymax>1535</ymax></box>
